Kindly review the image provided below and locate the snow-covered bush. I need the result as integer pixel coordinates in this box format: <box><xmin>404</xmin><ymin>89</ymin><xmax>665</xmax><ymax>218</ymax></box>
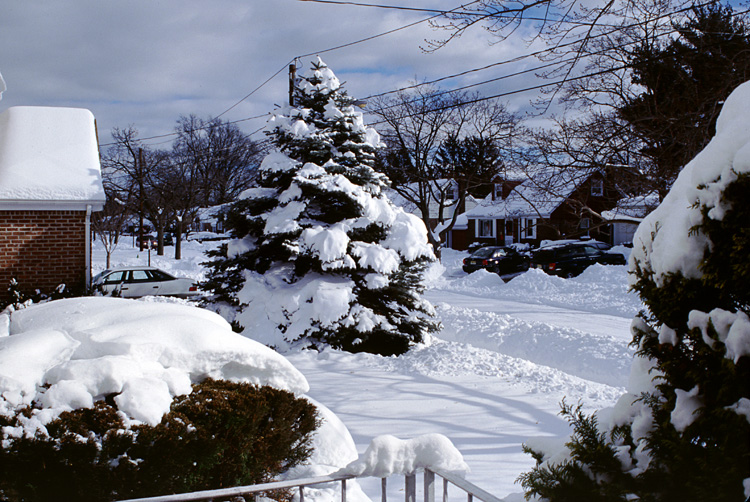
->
<box><xmin>520</xmin><ymin>81</ymin><xmax>750</xmax><ymax>501</ymax></box>
<box><xmin>0</xmin><ymin>379</ymin><xmax>318</xmax><ymax>502</ymax></box>
<box><xmin>0</xmin><ymin>297</ymin><xmax>321</xmax><ymax>501</ymax></box>
<box><xmin>2</xmin><ymin>279</ymin><xmax>74</xmax><ymax>312</ymax></box>
<box><xmin>203</xmin><ymin>58</ymin><xmax>439</xmax><ymax>356</ymax></box>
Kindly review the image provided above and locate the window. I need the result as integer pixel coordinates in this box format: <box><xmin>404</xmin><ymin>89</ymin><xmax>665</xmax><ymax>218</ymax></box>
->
<box><xmin>477</xmin><ymin>219</ymin><xmax>494</xmax><ymax>237</ymax></box>
<box><xmin>591</xmin><ymin>178</ymin><xmax>604</xmax><ymax>196</ymax></box>
<box><xmin>521</xmin><ymin>218</ymin><xmax>536</xmax><ymax>239</ymax></box>
<box><xmin>128</xmin><ymin>270</ymin><xmax>151</xmax><ymax>283</ymax></box>
<box><xmin>103</xmin><ymin>271</ymin><xmax>125</xmax><ymax>284</ymax></box>
<box><xmin>446</xmin><ymin>185</ymin><xmax>458</xmax><ymax>200</ymax></box>
<box><xmin>494</xmin><ymin>184</ymin><xmax>503</xmax><ymax>200</ymax></box>
<box><xmin>580</xmin><ymin>217</ymin><xmax>590</xmax><ymax>229</ymax></box>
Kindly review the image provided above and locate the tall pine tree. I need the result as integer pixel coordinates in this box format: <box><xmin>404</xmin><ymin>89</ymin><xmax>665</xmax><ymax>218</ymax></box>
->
<box><xmin>203</xmin><ymin>58</ymin><xmax>439</xmax><ymax>356</ymax></box>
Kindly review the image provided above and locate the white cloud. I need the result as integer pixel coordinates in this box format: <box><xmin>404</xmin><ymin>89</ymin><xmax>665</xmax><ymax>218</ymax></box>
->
<box><xmin>0</xmin><ymin>0</ymin><xmax>553</xmax><ymax>146</ymax></box>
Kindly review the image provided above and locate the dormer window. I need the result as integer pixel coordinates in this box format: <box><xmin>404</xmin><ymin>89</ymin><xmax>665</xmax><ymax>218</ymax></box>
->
<box><xmin>494</xmin><ymin>183</ymin><xmax>503</xmax><ymax>200</ymax></box>
<box><xmin>591</xmin><ymin>178</ymin><xmax>604</xmax><ymax>197</ymax></box>
<box><xmin>446</xmin><ymin>185</ymin><xmax>458</xmax><ymax>200</ymax></box>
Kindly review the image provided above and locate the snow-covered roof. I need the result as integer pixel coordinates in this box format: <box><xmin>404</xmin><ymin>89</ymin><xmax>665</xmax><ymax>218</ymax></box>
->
<box><xmin>601</xmin><ymin>192</ymin><xmax>659</xmax><ymax>222</ymax></box>
<box><xmin>0</xmin><ymin>106</ymin><xmax>105</xmax><ymax>210</ymax></box>
<box><xmin>466</xmin><ymin>168</ymin><xmax>597</xmax><ymax>220</ymax></box>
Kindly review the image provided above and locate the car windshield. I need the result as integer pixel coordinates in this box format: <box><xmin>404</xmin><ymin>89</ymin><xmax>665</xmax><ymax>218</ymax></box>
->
<box><xmin>92</xmin><ymin>270</ymin><xmax>110</xmax><ymax>283</ymax></box>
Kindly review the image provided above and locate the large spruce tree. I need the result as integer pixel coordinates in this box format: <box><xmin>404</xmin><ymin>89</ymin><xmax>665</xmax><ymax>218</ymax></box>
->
<box><xmin>203</xmin><ymin>58</ymin><xmax>439</xmax><ymax>356</ymax></box>
<box><xmin>519</xmin><ymin>81</ymin><xmax>750</xmax><ymax>501</ymax></box>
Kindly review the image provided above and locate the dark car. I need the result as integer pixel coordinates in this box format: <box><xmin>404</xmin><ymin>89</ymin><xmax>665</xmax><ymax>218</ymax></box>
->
<box><xmin>462</xmin><ymin>246</ymin><xmax>530</xmax><ymax>276</ymax></box>
<box><xmin>530</xmin><ymin>242</ymin><xmax>626</xmax><ymax>278</ymax></box>
<box><xmin>138</xmin><ymin>234</ymin><xmax>157</xmax><ymax>248</ymax></box>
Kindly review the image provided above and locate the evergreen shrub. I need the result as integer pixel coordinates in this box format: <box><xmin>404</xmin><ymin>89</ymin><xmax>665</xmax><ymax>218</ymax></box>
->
<box><xmin>518</xmin><ymin>94</ymin><xmax>750</xmax><ymax>500</ymax></box>
<box><xmin>0</xmin><ymin>379</ymin><xmax>319</xmax><ymax>502</ymax></box>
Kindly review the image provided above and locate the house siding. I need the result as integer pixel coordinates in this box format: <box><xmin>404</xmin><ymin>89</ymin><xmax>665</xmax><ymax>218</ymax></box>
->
<box><xmin>0</xmin><ymin>210</ymin><xmax>87</xmax><ymax>302</ymax></box>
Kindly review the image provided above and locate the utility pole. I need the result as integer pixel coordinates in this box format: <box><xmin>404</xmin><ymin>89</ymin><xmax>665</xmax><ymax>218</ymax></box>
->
<box><xmin>138</xmin><ymin>147</ymin><xmax>145</xmax><ymax>251</ymax></box>
<box><xmin>288</xmin><ymin>62</ymin><xmax>296</xmax><ymax>106</ymax></box>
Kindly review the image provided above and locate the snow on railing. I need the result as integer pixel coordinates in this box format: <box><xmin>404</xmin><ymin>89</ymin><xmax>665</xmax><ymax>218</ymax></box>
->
<box><xmin>115</xmin><ymin>468</ymin><xmax>504</xmax><ymax>502</ymax></box>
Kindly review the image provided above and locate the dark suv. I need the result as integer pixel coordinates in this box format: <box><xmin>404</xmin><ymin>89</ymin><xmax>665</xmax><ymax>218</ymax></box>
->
<box><xmin>462</xmin><ymin>246</ymin><xmax>530</xmax><ymax>276</ymax></box>
<box><xmin>531</xmin><ymin>242</ymin><xmax>626</xmax><ymax>277</ymax></box>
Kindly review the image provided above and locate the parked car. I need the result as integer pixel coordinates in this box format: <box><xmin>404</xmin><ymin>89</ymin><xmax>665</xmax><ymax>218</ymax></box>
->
<box><xmin>137</xmin><ymin>234</ymin><xmax>157</xmax><ymax>248</ymax></box>
<box><xmin>537</xmin><ymin>239</ymin><xmax>612</xmax><ymax>251</ymax></box>
<box><xmin>92</xmin><ymin>266</ymin><xmax>200</xmax><ymax>298</ymax></box>
<box><xmin>462</xmin><ymin>246</ymin><xmax>530</xmax><ymax>276</ymax></box>
<box><xmin>530</xmin><ymin>242</ymin><xmax>626</xmax><ymax>278</ymax></box>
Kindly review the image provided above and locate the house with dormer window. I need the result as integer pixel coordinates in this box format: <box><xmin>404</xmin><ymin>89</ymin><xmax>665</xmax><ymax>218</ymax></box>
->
<box><xmin>460</xmin><ymin>168</ymin><xmax>620</xmax><ymax>248</ymax></box>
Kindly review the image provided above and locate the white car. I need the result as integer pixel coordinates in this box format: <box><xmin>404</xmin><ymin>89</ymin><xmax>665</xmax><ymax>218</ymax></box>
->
<box><xmin>92</xmin><ymin>266</ymin><xmax>200</xmax><ymax>299</ymax></box>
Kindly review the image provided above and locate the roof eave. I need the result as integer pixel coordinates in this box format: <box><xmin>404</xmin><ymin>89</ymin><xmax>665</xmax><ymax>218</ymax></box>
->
<box><xmin>0</xmin><ymin>199</ymin><xmax>106</xmax><ymax>211</ymax></box>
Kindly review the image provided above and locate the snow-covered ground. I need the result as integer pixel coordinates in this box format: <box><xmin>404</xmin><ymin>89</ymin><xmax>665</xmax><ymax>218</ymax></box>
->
<box><xmin>89</xmin><ymin>239</ymin><xmax>639</xmax><ymax>499</ymax></box>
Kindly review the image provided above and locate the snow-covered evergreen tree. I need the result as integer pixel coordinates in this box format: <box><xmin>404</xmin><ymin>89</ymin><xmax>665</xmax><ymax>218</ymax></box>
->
<box><xmin>204</xmin><ymin>58</ymin><xmax>439</xmax><ymax>356</ymax></box>
<box><xmin>519</xmin><ymin>81</ymin><xmax>750</xmax><ymax>501</ymax></box>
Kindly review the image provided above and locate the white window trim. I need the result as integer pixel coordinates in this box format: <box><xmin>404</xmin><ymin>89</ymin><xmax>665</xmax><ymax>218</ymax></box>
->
<box><xmin>521</xmin><ymin>217</ymin><xmax>536</xmax><ymax>239</ymax></box>
<box><xmin>477</xmin><ymin>219</ymin><xmax>495</xmax><ymax>238</ymax></box>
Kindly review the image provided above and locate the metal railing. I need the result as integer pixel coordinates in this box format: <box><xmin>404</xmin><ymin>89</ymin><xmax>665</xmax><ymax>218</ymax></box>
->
<box><xmin>116</xmin><ymin>468</ymin><xmax>504</xmax><ymax>502</ymax></box>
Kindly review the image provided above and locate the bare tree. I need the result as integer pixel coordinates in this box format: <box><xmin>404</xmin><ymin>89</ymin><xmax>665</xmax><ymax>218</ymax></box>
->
<box><xmin>173</xmin><ymin>115</ymin><xmax>263</xmax><ymax>207</ymax></box>
<box><xmin>91</xmin><ymin>184</ymin><xmax>130</xmax><ymax>269</ymax></box>
<box><xmin>371</xmin><ymin>88</ymin><xmax>518</xmax><ymax>252</ymax></box>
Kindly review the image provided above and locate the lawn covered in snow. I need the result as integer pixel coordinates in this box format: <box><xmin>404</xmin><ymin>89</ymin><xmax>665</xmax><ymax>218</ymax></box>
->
<box><xmin>82</xmin><ymin>239</ymin><xmax>639</xmax><ymax>499</ymax></box>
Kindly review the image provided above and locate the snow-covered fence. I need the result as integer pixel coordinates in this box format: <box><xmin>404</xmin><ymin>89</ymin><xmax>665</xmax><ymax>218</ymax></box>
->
<box><xmin>115</xmin><ymin>468</ymin><xmax>504</xmax><ymax>502</ymax></box>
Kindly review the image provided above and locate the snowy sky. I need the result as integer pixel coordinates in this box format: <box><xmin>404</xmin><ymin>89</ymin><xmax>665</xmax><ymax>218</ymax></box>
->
<box><xmin>0</xmin><ymin>0</ymin><xmax>553</xmax><ymax>148</ymax></box>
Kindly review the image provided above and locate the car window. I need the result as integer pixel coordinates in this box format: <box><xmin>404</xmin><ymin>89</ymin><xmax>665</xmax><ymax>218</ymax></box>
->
<box><xmin>582</xmin><ymin>246</ymin><xmax>601</xmax><ymax>256</ymax></box>
<box><xmin>102</xmin><ymin>271</ymin><xmax>125</xmax><ymax>284</ymax></box>
<box><xmin>127</xmin><ymin>270</ymin><xmax>152</xmax><ymax>283</ymax></box>
<box><xmin>563</xmin><ymin>247</ymin><xmax>586</xmax><ymax>258</ymax></box>
<box><xmin>492</xmin><ymin>249</ymin><xmax>508</xmax><ymax>258</ymax></box>
<box><xmin>150</xmin><ymin>270</ymin><xmax>175</xmax><ymax>281</ymax></box>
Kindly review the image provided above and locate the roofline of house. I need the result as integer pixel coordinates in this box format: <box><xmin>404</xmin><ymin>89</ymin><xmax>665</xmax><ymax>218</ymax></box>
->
<box><xmin>0</xmin><ymin>199</ymin><xmax>105</xmax><ymax>211</ymax></box>
<box><xmin>463</xmin><ymin>211</ymin><xmax>553</xmax><ymax>220</ymax></box>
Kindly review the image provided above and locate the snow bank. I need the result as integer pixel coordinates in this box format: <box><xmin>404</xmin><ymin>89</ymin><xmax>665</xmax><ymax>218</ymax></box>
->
<box><xmin>0</xmin><ymin>297</ymin><xmax>308</xmax><ymax>431</ymax></box>
<box><xmin>341</xmin><ymin>434</ymin><xmax>469</xmax><ymax>478</ymax></box>
<box><xmin>433</xmin><ymin>249</ymin><xmax>640</xmax><ymax>319</ymax></box>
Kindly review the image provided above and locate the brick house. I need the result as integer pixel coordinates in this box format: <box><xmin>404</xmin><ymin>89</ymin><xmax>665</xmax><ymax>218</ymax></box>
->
<box><xmin>0</xmin><ymin>106</ymin><xmax>105</xmax><ymax>302</ymax></box>
<box><xmin>461</xmin><ymin>169</ymin><xmax>621</xmax><ymax>248</ymax></box>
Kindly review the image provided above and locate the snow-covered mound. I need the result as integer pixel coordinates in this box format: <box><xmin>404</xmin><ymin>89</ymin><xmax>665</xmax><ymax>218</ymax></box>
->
<box><xmin>433</xmin><ymin>249</ymin><xmax>640</xmax><ymax>318</ymax></box>
<box><xmin>0</xmin><ymin>297</ymin><xmax>309</xmax><ymax>432</ymax></box>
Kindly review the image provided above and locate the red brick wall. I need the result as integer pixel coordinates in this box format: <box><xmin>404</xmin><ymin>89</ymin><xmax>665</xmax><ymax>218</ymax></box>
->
<box><xmin>0</xmin><ymin>210</ymin><xmax>87</xmax><ymax>302</ymax></box>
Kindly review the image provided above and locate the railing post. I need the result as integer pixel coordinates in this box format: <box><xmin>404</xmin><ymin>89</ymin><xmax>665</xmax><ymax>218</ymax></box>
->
<box><xmin>299</xmin><ymin>485</ymin><xmax>305</xmax><ymax>502</ymax></box>
<box><xmin>424</xmin><ymin>470</ymin><xmax>435</xmax><ymax>502</ymax></box>
<box><xmin>382</xmin><ymin>477</ymin><xmax>387</xmax><ymax>502</ymax></box>
<box><xmin>405</xmin><ymin>474</ymin><xmax>416</xmax><ymax>502</ymax></box>
<box><xmin>443</xmin><ymin>478</ymin><xmax>449</xmax><ymax>502</ymax></box>
<box><xmin>341</xmin><ymin>479</ymin><xmax>347</xmax><ymax>502</ymax></box>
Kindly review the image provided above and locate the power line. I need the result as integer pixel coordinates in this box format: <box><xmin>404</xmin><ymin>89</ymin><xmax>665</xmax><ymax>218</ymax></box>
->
<box><xmin>364</xmin><ymin>3</ymin><xmax>750</xmax><ymax>116</ymax></box>
<box><xmin>361</xmin><ymin>0</ymin><xmax>722</xmax><ymax>102</ymax></box>
<box><xmin>214</xmin><ymin>62</ymin><xmax>292</xmax><ymax>119</ymax></box>
<box><xmin>103</xmin><ymin>0</ymin><xmax>741</xmax><ymax>148</ymax></box>
<box><xmin>102</xmin><ymin>2</ymin><xmax>460</xmax><ymax>148</ymax></box>
<box><xmin>99</xmin><ymin>112</ymin><xmax>271</xmax><ymax>147</ymax></box>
